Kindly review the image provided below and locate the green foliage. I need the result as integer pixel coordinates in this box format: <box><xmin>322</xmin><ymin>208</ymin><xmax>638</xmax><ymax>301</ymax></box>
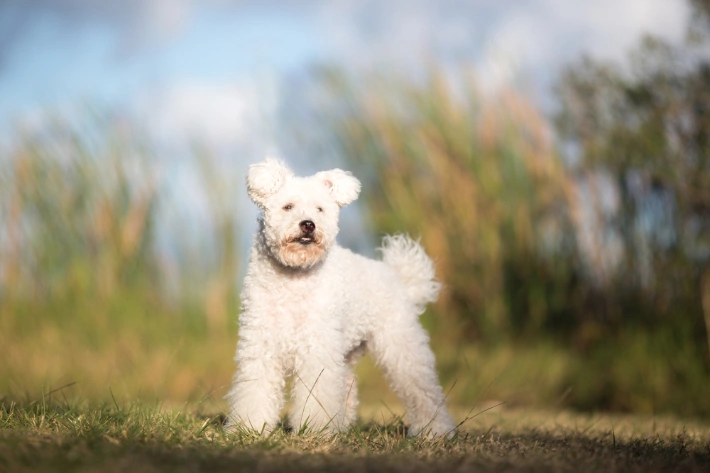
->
<box><xmin>554</xmin><ymin>0</ymin><xmax>710</xmax><ymax>398</ymax></box>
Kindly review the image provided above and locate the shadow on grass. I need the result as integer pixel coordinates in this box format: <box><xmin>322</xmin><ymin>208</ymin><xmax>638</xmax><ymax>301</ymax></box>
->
<box><xmin>2</xmin><ymin>399</ymin><xmax>709</xmax><ymax>473</ymax></box>
<box><xmin>3</xmin><ymin>426</ymin><xmax>709</xmax><ymax>473</ymax></box>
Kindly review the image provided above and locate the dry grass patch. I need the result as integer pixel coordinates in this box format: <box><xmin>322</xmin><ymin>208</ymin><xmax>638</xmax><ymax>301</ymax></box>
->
<box><xmin>1</xmin><ymin>398</ymin><xmax>709</xmax><ymax>473</ymax></box>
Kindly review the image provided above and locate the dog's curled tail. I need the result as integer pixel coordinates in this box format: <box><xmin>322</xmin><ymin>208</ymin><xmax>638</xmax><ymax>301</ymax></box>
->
<box><xmin>379</xmin><ymin>234</ymin><xmax>441</xmax><ymax>314</ymax></box>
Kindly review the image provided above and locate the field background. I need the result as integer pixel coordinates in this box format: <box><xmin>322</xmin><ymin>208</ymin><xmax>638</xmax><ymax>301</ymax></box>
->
<box><xmin>2</xmin><ymin>399</ymin><xmax>710</xmax><ymax>473</ymax></box>
<box><xmin>2</xmin><ymin>2</ymin><xmax>710</xmax><ymax>452</ymax></box>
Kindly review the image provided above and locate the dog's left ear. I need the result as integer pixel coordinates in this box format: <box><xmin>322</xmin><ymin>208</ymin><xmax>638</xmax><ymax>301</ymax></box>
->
<box><xmin>316</xmin><ymin>169</ymin><xmax>361</xmax><ymax>207</ymax></box>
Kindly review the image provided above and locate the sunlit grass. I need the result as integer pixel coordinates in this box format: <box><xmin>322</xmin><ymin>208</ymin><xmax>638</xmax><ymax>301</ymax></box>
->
<box><xmin>0</xmin><ymin>314</ymin><xmax>236</xmax><ymax>403</ymax></box>
<box><xmin>1</xmin><ymin>398</ymin><xmax>708</xmax><ymax>473</ymax></box>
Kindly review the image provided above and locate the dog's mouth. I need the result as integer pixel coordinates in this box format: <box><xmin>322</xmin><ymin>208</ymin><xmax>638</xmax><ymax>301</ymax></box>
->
<box><xmin>288</xmin><ymin>234</ymin><xmax>317</xmax><ymax>246</ymax></box>
<box><xmin>278</xmin><ymin>231</ymin><xmax>327</xmax><ymax>268</ymax></box>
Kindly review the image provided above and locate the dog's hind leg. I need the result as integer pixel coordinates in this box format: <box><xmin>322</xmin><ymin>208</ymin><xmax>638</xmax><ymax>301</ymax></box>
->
<box><xmin>343</xmin><ymin>341</ymin><xmax>366</xmax><ymax>426</ymax></box>
<box><xmin>368</xmin><ymin>303</ymin><xmax>455</xmax><ymax>438</ymax></box>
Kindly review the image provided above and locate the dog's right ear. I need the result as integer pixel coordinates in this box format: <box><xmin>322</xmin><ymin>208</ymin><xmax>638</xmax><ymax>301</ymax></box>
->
<box><xmin>246</xmin><ymin>158</ymin><xmax>293</xmax><ymax>208</ymax></box>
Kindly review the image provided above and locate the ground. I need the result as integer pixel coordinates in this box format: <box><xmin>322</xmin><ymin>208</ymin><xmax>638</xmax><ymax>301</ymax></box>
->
<box><xmin>1</xmin><ymin>399</ymin><xmax>709</xmax><ymax>473</ymax></box>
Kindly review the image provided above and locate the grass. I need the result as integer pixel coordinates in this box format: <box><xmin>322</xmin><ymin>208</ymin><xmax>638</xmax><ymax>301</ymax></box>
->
<box><xmin>0</xmin><ymin>303</ymin><xmax>238</xmax><ymax>402</ymax></box>
<box><xmin>2</xmin><ymin>310</ymin><xmax>709</xmax><ymax>424</ymax></box>
<box><xmin>1</xmin><ymin>397</ymin><xmax>709</xmax><ymax>473</ymax></box>
<box><xmin>2</xmin><ymin>76</ymin><xmax>710</xmax><ymax>473</ymax></box>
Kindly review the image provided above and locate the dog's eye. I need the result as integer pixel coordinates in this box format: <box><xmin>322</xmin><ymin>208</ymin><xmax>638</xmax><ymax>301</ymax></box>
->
<box><xmin>283</xmin><ymin>204</ymin><xmax>293</xmax><ymax>211</ymax></box>
<box><xmin>317</xmin><ymin>207</ymin><xmax>323</xmax><ymax>212</ymax></box>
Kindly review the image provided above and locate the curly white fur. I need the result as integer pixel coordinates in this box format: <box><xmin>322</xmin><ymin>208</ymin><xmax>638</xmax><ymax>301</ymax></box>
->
<box><xmin>226</xmin><ymin>159</ymin><xmax>455</xmax><ymax>438</ymax></box>
<box><xmin>379</xmin><ymin>235</ymin><xmax>442</xmax><ymax>314</ymax></box>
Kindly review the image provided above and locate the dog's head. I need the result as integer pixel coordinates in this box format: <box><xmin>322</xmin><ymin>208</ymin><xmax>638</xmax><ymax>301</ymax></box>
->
<box><xmin>247</xmin><ymin>158</ymin><xmax>361</xmax><ymax>269</ymax></box>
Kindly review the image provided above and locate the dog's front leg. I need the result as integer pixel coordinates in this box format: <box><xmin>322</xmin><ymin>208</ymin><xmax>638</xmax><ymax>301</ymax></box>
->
<box><xmin>225</xmin><ymin>319</ymin><xmax>285</xmax><ymax>434</ymax></box>
<box><xmin>289</xmin><ymin>333</ymin><xmax>348</xmax><ymax>434</ymax></box>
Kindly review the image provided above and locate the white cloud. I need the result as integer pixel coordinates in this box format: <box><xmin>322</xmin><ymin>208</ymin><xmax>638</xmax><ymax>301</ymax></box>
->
<box><xmin>539</xmin><ymin>0</ymin><xmax>689</xmax><ymax>59</ymax></box>
<box><xmin>133</xmin><ymin>78</ymin><xmax>278</xmax><ymax>151</ymax></box>
<box><xmin>313</xmin><ymin>0</ymin><xmax>691</xmax><ymax>96</ymax></box>
<box><xmin>474</xmin><ymin>0</ymin><xmax>690</xmax><ymax>95</ymax></box>
<box><xmin>142</xmin><ymin>0</ymin><xmax>192</xmax><ymax>40</ymax></box>
<box><xmin>0</xmin><ymin>0</ymin><xmax>696</xmax><ymax>144</ymax></box>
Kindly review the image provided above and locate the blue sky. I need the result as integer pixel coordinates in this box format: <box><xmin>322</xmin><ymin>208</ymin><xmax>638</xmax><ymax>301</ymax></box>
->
<box><xmin>0</xmin><ymin>2</ymin><xmax>325</xmax><ymax>143</ymax></box>
<box><xmin>0</xmin><ymin>0</ymin><xmax>692</xmax><ymax>152</ymax></box>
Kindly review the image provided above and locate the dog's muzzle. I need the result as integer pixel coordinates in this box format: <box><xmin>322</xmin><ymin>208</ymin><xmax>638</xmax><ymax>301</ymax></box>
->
<box><xmin>298</xmin><ymin>220</ymin><xmax>316</xmax><ymax>244</ymax></box>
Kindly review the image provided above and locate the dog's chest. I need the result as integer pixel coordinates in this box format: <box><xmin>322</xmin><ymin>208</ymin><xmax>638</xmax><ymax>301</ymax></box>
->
<box><xmin>261</xmin><ymin>271</ymin><xmax>338</xmax><ymax>328</ymax></box>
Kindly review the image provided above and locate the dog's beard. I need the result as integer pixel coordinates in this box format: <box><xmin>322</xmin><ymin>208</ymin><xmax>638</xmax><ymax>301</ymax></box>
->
<box><xmin>275</xmin><ymin>228</ymin><xmax>328</xmax><ymax>269</ymax></box>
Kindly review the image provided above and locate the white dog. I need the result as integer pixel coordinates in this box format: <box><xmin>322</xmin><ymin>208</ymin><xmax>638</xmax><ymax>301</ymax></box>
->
<box><xmin>226</xmin><ymin>158</ymin><xmax>455</xmax><ymax>437</ymax></box>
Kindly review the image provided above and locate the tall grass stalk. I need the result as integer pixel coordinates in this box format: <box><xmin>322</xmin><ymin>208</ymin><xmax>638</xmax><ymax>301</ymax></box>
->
<box><xmin>312</xmin><ymin>68</ymin><xmax>710</xmax><ymax>416</ymax></box>
<box><xmin>0</xmin><ymin>116</ymin><xmax>241</xmax><ymax>402</ymax></box>
<box><xmin>321</xmin><ymin>71</ymin><xmax>575</xmax><ymax>341</ymax></box>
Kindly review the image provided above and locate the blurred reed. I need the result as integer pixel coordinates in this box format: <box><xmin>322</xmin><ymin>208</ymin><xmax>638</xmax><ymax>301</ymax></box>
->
<box><xmin>320</xmin><ymin>70</ymin><xmax>576</xmax><ymax>341</ymax></box>
<box><xmin>313</xmin><ymin>68</ymin><xmax>710</xmax><ymax>417</ymax></box>
<box><xmin>2</xmin><ymin>67</ymin><xmax>709</xmax><ymax>418</ymax></box>
<box><xmin>0</xmin><ymin>115</ymin><xmax>240</xmax><ymax>403</ymax></box>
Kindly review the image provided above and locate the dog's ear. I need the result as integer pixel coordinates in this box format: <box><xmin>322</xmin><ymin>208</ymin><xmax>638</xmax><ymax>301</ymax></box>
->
<box><xmin>315</xmin><ymin>169</ymin><xmax>361</xmax><ymax>207</ymax></box>
<box><xmin>247</xmin><ymin>158</ymin><xmax>293</xmax><ymax>207</ymax></box>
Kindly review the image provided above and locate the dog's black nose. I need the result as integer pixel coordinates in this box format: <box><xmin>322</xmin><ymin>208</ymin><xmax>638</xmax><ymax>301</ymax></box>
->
<box><xmin>300</xmin><ymin>220</ymin><xmax>316</xmax><ymax>234</ymax></box>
